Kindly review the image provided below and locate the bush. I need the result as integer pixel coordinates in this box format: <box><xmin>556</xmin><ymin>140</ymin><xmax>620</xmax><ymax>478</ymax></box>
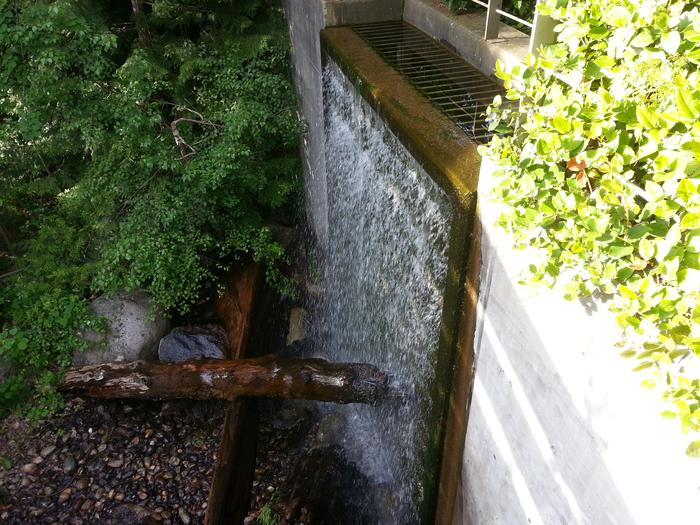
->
<box><xmin>0</xmin><ymin>0</ymin><xmax>300</xmax><ymax>418</ymax></box>
<box><xmin>482</xmin><ymin>0</ymin><xmax>700</xmax><ymax>455</ymax></box>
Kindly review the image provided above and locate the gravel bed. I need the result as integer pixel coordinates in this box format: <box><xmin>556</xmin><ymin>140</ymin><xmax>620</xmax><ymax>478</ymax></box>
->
<box><xmin>0</xmin><ymin>397</ymin><xmax>225</xmax><ymax>525</ymax></box>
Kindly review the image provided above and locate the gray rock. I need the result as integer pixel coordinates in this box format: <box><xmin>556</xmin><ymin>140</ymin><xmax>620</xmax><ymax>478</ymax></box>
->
<box><xmin>63</xmin><ymin>454</ymin><xmax>77</xmax><ymax>475</ymax></box>
<box><xmin>158</xmin><ymin>325</ymin><xmax>227</xmax><ymax>363</ymax></box>
<box><xmin>74</xmin><ymin>291</ymin><xmax>169</xmax><ymax>366</ymax></box>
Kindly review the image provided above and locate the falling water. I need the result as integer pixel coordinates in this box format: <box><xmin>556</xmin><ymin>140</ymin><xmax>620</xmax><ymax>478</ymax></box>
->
<box><xmin>310</xmin><ymin>59</ymin><xmax>454</xmax><ymax>523</ymax></box>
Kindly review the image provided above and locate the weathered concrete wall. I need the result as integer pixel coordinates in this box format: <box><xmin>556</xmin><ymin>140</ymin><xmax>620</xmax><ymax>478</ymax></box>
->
<box><xmin>284</xmin><ymin>0</ymin><xmax>328</xmax><ymax>247</ymax></box>
<box><xmin>457</xmin><ymin>158</ymin><xmax>700</xmax><ymax>525</ymax></box>
<box><xmin>283</xmin><ymin>0</ymin><xmax>403</xmax><ymax>250</ymax></box>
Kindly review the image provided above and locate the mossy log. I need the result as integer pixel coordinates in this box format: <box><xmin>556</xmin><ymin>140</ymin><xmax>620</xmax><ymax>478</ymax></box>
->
<box><xmin>59</xmin><ymin>356</ymin><xmax>388</xmax><ymax>405</ymax></box>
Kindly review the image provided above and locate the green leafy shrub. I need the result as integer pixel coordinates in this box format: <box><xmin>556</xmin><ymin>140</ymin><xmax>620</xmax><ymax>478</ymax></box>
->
<box><xmin>482</xmin><ymin>0</ymin><xmax>700</xmax><ymax>455</ymax></box>
<box><xmin>0</xmin><ymin>0</ymin><xmax>300</xmax><ymax>418</ymax></box>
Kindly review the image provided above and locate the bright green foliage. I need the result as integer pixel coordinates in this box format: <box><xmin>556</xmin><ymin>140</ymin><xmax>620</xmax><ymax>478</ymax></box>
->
<box><xmin>0</xmin><ymin>0</ymin><xmax>300</xmax><ymax>418</ymax></box>
<box><xmin>482</xmin><ymin>0</ymin><xmax>700</xmax><ymax>453</ymax></box>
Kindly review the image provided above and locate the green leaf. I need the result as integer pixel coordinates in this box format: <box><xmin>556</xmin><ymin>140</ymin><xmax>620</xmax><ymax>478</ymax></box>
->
<box><xmin>594</xmin><ymin>56</ymin><xmax>615</xmax><ymax>68</ymax></box>
<box><xmin>609</xmin><ymin>243</ymin><xmax>634</xmax><ymax>259</ymax></box>
<box><xmin>675</xmin><ymin>88</ymin><xmax>697</xmax><ymax>120</ymax></box>
<box><xmin>628</xmin><ymin>224</ymin><xmax>650</xmax><ymax>240</ymax></box>
<box><xmin>630</xmin><ymin>30</ymin><xmax>654</xmax><ymax>48</ymax></box>
<box><xmin>677</xmin><ymin>179</ymin><xmax>696</xmax><ymax>203</ymax></box>
<box><xmin>681</xmin><ymin>213</ymin><xmax>700</xmax><ymax>231</ymax></box>
<box><xmin>633</xmin><ymin>361</ymin><xmax>654</xmax><ymax>372</ymax></box>
<box><xmin>686</xmin><ymin>440</ymin><xmax>700</xmax><ymax>458</ymax></box>
<box><xmin>660</xmin><ymin>31</ymin><xmax>681</xmax><ymax>55</ymax></box>
<box><xmin>636</xmin><ymin>105</ymin><xmax>659</xmax><ymax>128</ymax></box>
<box><xmin>552</xmin><ymin>115</ymin><xmax>571</xmax><ymax>134</ymax></box>
<box><xmin>639</xmin><ymin>238</ymin><xmax>655</xmax><ymax>260</ymax></box>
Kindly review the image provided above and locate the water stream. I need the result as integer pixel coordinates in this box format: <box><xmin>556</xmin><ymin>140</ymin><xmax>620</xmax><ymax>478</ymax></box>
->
<box><xmin>309</xmin><ymin>60</ymin><xmax>454</xmax><ymax>523</ymax></box>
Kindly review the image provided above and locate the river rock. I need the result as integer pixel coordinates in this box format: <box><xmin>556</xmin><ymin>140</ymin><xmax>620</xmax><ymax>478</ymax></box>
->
<box><xmin>158</xmin><ymin>325</ymin><xmax>227</xmax><ymax>363</ymax></box>
<box><xmin>63</xmin><ymin>454</ymin><xmax>77</xmax><ymax>474</ymax></box>
<box><xmin>74</xmin><ymin>291</ymin><xmax>169</xmax><ymax>366</ymax></box>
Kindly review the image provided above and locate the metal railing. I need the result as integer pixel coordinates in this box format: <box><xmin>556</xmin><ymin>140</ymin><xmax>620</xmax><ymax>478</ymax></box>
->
<box><xmin>467</xmin><ymin>0</ymin><xmax>534</xmax><ymax>40</ymax></box>
<box><xmin>467</xmin><ymin>0</ymin><xmax>557</xmax><ymax>57</ymax></box>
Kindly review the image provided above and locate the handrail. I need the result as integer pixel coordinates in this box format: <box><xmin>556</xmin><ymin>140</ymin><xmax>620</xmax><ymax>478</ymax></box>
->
<box><xmin>470</xmin><ymin>0</ymin><xmax>535</xmax><ymax>39</ymax></box>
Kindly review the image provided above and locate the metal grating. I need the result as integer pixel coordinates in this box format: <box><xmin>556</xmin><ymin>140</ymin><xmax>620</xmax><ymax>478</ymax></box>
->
<box><xmin>351</xmin><ymin>20</ymin><xmax>512</xmax><ymax>143</ymax></box>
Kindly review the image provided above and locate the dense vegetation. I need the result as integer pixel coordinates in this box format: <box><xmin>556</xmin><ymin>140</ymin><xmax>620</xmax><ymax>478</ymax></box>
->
<box><xmin>0</xmin><ymin>0</ymin><xmax>300</xmax><ymax>419</ymax></box>
<box><xmin>483</xmin><ymin>0</ymin><xmax>700</xmax><ymax>455</ymax></box>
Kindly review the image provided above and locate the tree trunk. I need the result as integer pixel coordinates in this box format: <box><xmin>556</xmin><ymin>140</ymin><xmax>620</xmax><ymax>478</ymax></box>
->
<box><xmin>131</xmin><ymin>0</ymin><xmax>151</xmax><ymax>47</ymax></box>
<box><xmin>60</xmin><ymin>356</ymin><xmax>388</xmax><ymax>405</ymax></box>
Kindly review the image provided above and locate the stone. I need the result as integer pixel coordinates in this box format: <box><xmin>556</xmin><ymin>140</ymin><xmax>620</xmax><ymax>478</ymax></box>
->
<box><xmin>286</xmin><ymin>308</ymin><xmax>308</xmax><ymax>346</ymax></box>
<box><xmin>21</xmin><ymin>463</ymin><xmax>37</xmax><ymax>474</ymax></box>
<box><xmin>58</xmin><ymin>488</ymin><xmax>72</xmax><ymax>504</ymax></box>
<box><xmin>107</xmin><ymin>458</ymin><xmax>123</xmax><ymax>468</ymax></box>
<box><xmin>158</xmin><ymin>325</ymin><xmax>227</xmax><ymax>363</ymax></box>
<box><xmin>178</xmin><ymin>508</ymin><xmax>191</xmax><ymax>525</ymax></box>
<box><xmin>76</xmin><ymin>478</ymin><xmax>89</xmax><ymax>490</ymax></box>
<box><xmin>74</xmin><ymin>291</ymin><xmax>169</xmax><ymax>366</ymax></box>
<box><xmin>63</xmin><ymin>454</ymin><xmax>77</xmax><ymax>475</ymax></box>
<box><xmin>108</xmin><ymin>503</ymin><xmax>159</xmax><ymax>525</ymax></box>
<box><xmin>41</xmin><ymin>445</ymin><xmax>57</xmax><ymax>457</ymax></box>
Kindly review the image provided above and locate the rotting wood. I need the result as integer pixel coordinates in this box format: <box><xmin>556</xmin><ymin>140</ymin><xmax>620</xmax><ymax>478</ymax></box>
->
<box><xmin>207</xmin><ymin>264</ymin><xmax>261</xmax><ymax>525</ymax></box>
<box><xmin>60</xmin><ymin>356</ymin><xmax>389</xmax><ymax>405</ymax></box>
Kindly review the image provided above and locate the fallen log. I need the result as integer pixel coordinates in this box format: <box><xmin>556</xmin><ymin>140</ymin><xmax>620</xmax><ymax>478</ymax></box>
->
<box><xmin>59</xmin><ymin>356</ymin><xmax>388</xmax><ymax>405</ymax></box>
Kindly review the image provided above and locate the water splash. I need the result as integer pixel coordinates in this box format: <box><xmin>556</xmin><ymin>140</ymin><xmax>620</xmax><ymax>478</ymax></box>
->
<box><xmin>310</xmin><ymin>60</ymin><xmax>453</xmax><ymax>523</ymax></box>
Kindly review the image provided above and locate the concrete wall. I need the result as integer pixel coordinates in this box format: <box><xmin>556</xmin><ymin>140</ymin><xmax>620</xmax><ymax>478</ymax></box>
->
<box><xmin>285</xmin><ymin>2</ymin><xmax>700</xmax><ymax>524</ymax></box>
<box><xmin>457</xmin><ymin>159</ymin><xmax>700</xmax><ymax>525</ymax></box>
<box><xmin>283</xmin><ymin>0</ymin><xmax>403</xmax><ymax>250</ymax></box>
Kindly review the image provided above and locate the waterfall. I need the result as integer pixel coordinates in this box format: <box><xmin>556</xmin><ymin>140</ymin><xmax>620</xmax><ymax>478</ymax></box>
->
<box><xmin>310</xmin><ymin>59</ymin><xmax>454</xmax><ymax>523</ymax></box>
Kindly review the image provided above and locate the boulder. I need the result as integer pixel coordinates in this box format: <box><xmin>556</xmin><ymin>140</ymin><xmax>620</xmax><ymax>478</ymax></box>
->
<box><xmin>74</xmin><ymin>291</ymin><xmax>168</xmax><ymax>366</ymax></box>
<box><xmin>158</xmin><ymin>325</ymin><xmax>228</xmax><ymax>363</ymax></box>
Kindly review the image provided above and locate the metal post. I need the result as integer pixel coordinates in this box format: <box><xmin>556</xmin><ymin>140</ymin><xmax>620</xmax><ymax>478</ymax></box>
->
<box><xmin>529</xmin><ymin>9</ymin><xmax>558</xmax><ymax>56</ymax></box>
<box><xmin>484</xmin><ymin>0</ymin><xmax>503</xmax><ymax>40</ymax></box>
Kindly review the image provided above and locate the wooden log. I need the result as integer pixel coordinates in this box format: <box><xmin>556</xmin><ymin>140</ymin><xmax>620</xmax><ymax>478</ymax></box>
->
<box><xmin>59</xmin><ymin>356</ymin><xmax>388</xmax><ymax>405</ymax></box>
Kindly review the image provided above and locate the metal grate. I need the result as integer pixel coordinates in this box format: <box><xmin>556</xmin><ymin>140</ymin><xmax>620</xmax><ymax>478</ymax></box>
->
<box><xmin>351</xmin><ymin>21</ymin><xmax>512</xmax><ymax>143</ymax></box>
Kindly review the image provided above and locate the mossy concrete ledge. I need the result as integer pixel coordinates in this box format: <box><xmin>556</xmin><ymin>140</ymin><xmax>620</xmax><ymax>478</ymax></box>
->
<box><xmin>320</xmin><ymin>25</ymin><xmax>482</xmax><ymax>525</ymax></box>
<box><xmin>320</xmin><ymin>26</ymin><xmax>481</xmax><ymax>209</ymax></box>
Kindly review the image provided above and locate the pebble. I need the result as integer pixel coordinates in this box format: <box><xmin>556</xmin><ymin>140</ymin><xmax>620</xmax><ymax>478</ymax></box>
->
<box><xmin>178</xmin><ymin>508</ymin><xmax>191</xmax><ymax>524</ymax></box>
<box><xmin>75</xmin><ymin>477</ymin><xmax>89</xmax><ymax>490</ymax></box>
<box><xmin>58</xmin><ymin>488</ymin><xmax>72</xmax><ymax>504</ymax></box>
<box><xmin>20</xmin><ymin>463</ymin><xmax>37</xmax><ymax>474</ymax></box>
<box><xmin>0</xmin><ymin>398</ymin><xmax>224</xmax><ymax>524</ymax></box>
<box><xmin>107</xmin><ymin>457</ymin><xmax>123</xmax><ymax>468</ymax></box>
<box><xmin>41</xmin><ymin>445</ymin><xmax>57</xmax><ymax>457</ymax></box>
<box><xmin>63</xmin><ymin>454</ymin><xmax>77</xmax><ymax>474</ymax></box>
